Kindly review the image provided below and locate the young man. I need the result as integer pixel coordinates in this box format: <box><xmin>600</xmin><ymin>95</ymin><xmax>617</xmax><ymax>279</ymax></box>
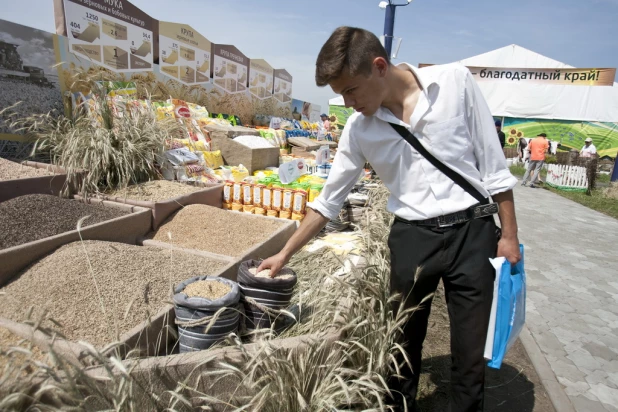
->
<box><xmin>258</xmin><ymin>27</ymin><xmax>521</xmax><ymax>412</ymax></box>
<box><xmin>521</xmin><ymin>133</ymin><xmax>549</xmax><ymax>188</ymax></box>
<box><xmin>495</xmin><ymin>119</ymin><xmax>506</xmax><ymax>148</ymax></box>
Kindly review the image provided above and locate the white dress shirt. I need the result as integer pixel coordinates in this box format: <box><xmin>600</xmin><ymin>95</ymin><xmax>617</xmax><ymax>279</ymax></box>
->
<box><xmin>307</xmin><ymin>62</ymin><xmax>517</xmax><ymax>221</ymax></box>
<box><xmin>580</xmin><ymin>144</ymin><xmax>597</xmax><ymax>157</ymax></box>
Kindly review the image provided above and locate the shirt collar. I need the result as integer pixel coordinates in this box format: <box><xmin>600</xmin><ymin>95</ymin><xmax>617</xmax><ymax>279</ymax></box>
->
<box><xmin>374</xmin><ymin>62</ymin><xmax>439</xmax><ymax>128</ymax></box>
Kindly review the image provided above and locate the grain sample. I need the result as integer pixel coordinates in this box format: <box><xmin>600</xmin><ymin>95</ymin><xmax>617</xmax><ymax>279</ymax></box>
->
<box><xmin>0</xmin><ymin>195</ymin><xmax>127</xmax><ymax>250</ymax></box>
<box><xmin>0</xmin><ymin>241</ymin><xmax>227</xmax><ymax>348</ymax></box>
<box><xmin>105</xmin><ymin>180</ymin><xmax>204</xmax><ymax>202</ymax></box>
<box><xmin>150</xmin><ymin>204</ymin><xmax>286</xmax><ymax>257</ymax></box>
<box><xmin>0</xmin><ymin>158</ymin><xmax>56</xmax><ymax>181</ymax></box>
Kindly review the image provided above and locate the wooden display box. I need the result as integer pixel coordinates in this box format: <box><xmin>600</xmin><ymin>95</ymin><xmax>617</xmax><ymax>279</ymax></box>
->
<box><xmin>0</xmin><ymin>199</ymin><xmax>151</xmax><ymax>287</ymax></box>
<box><xmin>0</xmin><ymin>161</ymin><xmax>69</xmax><ymax>203</ymax></box>
<box><xmin>97</xmin><ymin>182</ymin><xmax>224</xmax><ymax>230</ymax></box>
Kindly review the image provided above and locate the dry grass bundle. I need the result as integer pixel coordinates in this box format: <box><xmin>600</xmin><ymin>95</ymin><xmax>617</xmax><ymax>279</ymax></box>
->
<box><xmin>6</xmin><ymin>90</ymin><xmax>183</xmax><ymax>195</ymax></box>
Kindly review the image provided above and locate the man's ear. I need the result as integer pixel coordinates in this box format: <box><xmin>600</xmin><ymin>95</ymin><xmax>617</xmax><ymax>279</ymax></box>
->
<box><xmin>373</xmin><ymin>57</ymin><xmax>389</xmax><ymax>77</ymax></box>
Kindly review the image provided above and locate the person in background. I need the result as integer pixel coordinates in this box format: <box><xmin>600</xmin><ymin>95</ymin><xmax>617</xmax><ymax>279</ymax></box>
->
<box><xmin>258</xmin><ymin>26</ymin><xmax>521</xmax><ymax>412</ymax></box>
<box><xmin>321</xmin><ymin>113</ymin><xmax>331</xmax><ymax>131</ymax></box>
<box><xmin>580</xmin><ymin>137</ymin><xmax>597</xmax><ymax>158</ymax></box>
<box><xmin>517</xmin><ymin>137</ymin><xmax>529</xmax><ymax>164</ymax></box>
<box><xmin>521</xmin><ymin>133</ymin><xmax>549</xmax><ymax>188</ymax></box>
<box><xmin>495</xmin><ymin>120</ymin><xmax>505</xmax><ymax>148</ymax></box>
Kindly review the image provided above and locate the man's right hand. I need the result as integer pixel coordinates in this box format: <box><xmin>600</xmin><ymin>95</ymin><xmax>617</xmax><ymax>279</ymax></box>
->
<box><xmin>257</xmin><ymin>252</ymin><xmax>290</xmax><ymax>278</ymax></box>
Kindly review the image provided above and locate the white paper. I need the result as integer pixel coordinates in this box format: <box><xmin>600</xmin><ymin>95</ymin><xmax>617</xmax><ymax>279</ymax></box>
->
<box><xmin>484</xmin><ymin>256</ymin><xmax>506</xmax><ymax>360</ymax></box>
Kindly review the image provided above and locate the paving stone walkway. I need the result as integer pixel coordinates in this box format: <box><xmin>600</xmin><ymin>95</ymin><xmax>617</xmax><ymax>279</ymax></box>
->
<box><xmin>514</xmin><ymin>183</ymin><xmax>618</xmax><ymax>411</ymax></box>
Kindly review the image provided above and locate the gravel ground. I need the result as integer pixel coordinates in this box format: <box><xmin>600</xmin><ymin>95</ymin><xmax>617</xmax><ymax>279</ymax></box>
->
<box><xmin>105</xmin><ymin>180</ymin><xmax>204</xmax><ymax>202</ymax></box>
<box><xmin>182</xmin><ymin>280</ymin><xmax>231</xmax><ymax>299</ymax></box>
<box><xmin>0</xmin><ymin>158</ymin><xmax>56</xmax><ymax>181</ymax></box>
<box><xmin>150</xmin><ymin>205</ymin><xmax>286</xmax><ymax>257</ymax></box>
<box><xmin>0</xmin><ymin>195</ymin><xmax>128</xmax><ymax>250</ymax></box>
<box><xmin>0</xmin><ymin>241</ymin><xmax>227</xmax><ymax>348</ymax></box>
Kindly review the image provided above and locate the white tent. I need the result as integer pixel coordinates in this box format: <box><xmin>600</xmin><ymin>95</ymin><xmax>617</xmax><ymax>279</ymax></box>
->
<box><xmin>329</xmin><ymin>44</ymin><xmax>618</xmax><ymax>122</ymax></box>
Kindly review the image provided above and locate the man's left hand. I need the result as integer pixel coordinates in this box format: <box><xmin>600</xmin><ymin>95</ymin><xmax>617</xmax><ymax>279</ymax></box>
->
<box><xmin>497</xmin><ymin>236</ymin><xmax>521</xmax><ymax>265</ymax></box>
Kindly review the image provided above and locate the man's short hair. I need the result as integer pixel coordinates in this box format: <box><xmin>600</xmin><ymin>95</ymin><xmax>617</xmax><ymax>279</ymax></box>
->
<box><xmin>315</xmin><ymin>27</ymin><xmax>390</xmax><ymax>87</ymax></box>
<box><xmin>539</xmin><ymin>133</ymin><xmax>547</xmax><ymax>137</ymax></box>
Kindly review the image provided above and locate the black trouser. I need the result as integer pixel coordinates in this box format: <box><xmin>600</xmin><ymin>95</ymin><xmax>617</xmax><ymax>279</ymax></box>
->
<box><xmin>388</xmin><ymin>215</ymin><xmax>497</xmax><ymax>412</ymax></box>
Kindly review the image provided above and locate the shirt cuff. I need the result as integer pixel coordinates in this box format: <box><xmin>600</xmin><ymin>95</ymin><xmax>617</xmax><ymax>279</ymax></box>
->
<box><xmin>483</xmin><ymin>169</ymin><xmax>518</xmax><ymax>195</ymax></box>
<box><xmin>307</xmin><ymin>195</ymin><xmax>340</xmax><ymax>221</ymax></box>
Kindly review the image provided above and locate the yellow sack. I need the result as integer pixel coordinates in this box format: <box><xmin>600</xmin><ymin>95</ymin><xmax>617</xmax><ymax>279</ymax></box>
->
<box><xmin>202</xmin><ymin>150</ymin><xmax>224</xmax><ymax>169</ymax></box>
<box><xmin>231</xmin><ymin>166</ymin><xmax>249</xmax><ymax>182</ymax></box>
<box><xmin>193</xmin><ymin>141</ymin><xmax>209</xmax><ymax>152</ymax></box>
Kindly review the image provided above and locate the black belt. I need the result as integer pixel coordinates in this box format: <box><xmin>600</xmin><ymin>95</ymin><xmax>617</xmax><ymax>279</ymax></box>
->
<box><xmin>395</xmin><ymin>203</ymin><xmax>500</xmax><ymax>228</ymax></box>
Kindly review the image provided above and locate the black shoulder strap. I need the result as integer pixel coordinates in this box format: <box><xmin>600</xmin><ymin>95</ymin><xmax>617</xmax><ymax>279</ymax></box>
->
<box><xmin>389</xmin><ymin>123</ymin><xmax>488</xmax><ymax>205</ymax></box>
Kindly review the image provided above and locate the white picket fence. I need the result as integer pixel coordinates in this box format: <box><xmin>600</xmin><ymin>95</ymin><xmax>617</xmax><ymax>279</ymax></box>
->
<box><xmin>546</xmin><ymin>164</ymin><xmax>588</xmax><ymax>190</ymax></box>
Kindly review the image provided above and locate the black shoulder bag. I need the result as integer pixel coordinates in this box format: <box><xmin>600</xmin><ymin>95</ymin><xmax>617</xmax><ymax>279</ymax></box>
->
<box><xmin>389</xmin><ymin>123</ymin><xmax>502</xmax><ymax>240</ymax></box>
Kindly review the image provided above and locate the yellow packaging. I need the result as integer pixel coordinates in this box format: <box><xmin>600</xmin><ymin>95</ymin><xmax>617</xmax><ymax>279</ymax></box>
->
<box><xmin>242</xmin><ymin>183</ymin><xmax>253</xmax><ymax>205</ymax></box>
<box><xmin>282</xmin><ymin>189</ymin><xmax>294</xmax><ymax>213</ymax></box>
<box><xmin>292</xmin><ymin>190</ymin><xmax>307</xmax><ymax>214</ymax></box>
<box><xmin>232</xmin><ymin>166</ymin><xmax>249</xmax><ymax>182</ymax></box>
<box><xmin>232</xmin><ymin>203</ymin><xmax>243</xmax><ymax>212</ymax></box>
<box><xmin>243</xmin><ymin>204</ymin><xmax>255</xmax><ymax>214</ymax></box>
<box><xmin>291</xmin><ymin>212</ymin><xmax>305</xmax><ymax>221</ymax></box>
<box><xmin>233</xmin><ymin>183</ymin><xmax>243</xmax><ymax>204</ymax></box>
<box><xmin>254</xmin><ymin>207</ymin><xmax>266</xmax><ymax>216</ymax></box>
<box><xmin>222</xmin><ymin>202</ymin><xmax>232</xmax><ymax>210</ymax></box>
<box><xmin>279</xmin><ymin>210</ymin><xmax>292</xmax><ymax>219</ymax></box>
<box><xmin>253</xmin><ymin>184</ymin><xmax>265</xmax><ymax>208</ymax></box>
<box><xmin>267</xmin><ymin>209</ymin><xmax>279</xmax><ymax>217</ymax></box>
<box><xmin>262</xmin><ymin>187</ymin><xmax>272</xmax><ymax>210</ymax></box>
<box><xmin>223</xmin><ymin>181</ymin><xmax>233</xmax><ymax>204</ymax></box>
<box><xmin>202</xmin><ymin>150</ymin><xmax>224</xmax><ymax>168</ymax></box>
<box><xmin>272</xmin><ymin>188</ymin><xmax>283</xmax><ymax>212</ymax></box>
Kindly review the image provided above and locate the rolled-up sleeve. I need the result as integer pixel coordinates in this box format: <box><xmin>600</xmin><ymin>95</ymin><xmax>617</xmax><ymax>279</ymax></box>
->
<box><xmin>464</xmin><ymin>69</ymin><xmax>517</xmax><ymax>195</ymax></box>
<box><xmin>307</xmin><ymin>121</ymin><xmax>365</xmax><ymax>220</ymax></box>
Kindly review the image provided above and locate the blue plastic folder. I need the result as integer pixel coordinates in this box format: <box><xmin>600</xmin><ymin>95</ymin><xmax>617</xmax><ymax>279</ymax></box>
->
<box><xmin>486</xmin><ymin>245</ymin><xmax>526</xmax><ymax>369</ymax></box>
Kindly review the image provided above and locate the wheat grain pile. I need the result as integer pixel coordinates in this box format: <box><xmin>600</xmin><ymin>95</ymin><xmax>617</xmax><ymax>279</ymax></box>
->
<box><xmin>182</xmin><ymin>280</ymin><xmax>231</xmax><ymax>299</ymax></box>
<box><xmin>150</xmin><ymin>205</ymin><xmax>286</xmax><ymax>257</ymax></box>
<box><xmin>106</xmin><ymin>180</ymin><xmax>204</xmax><ymax>202</ymax></box>
<box><xmin>0</xmin><ymin>241</ymin><xmax>226</xmax><ymax>347</ymax></box>
<box><xmin>248</xmin><ymin>267</ymin><xmax>294</xmax><ymax>280</ymax></box>
<box><xmin>0</xmin><ymin>158</ymin><xmax>56</xmax><ymax>181</ymax></box>
<box><xmin>0</xmin><ymin>195</ymin><xmax>128</xmax><ymax>250</ymax></box>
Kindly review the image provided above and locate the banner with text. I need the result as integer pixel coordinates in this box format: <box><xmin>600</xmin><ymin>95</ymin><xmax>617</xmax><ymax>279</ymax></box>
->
<box><xmin>249</xmin><ymin>59</ymin><xmax>273</xmax><ymax>100</ymax></box>
<box><xmin>61</xmin><ymin>0</ymin><xmax>155</xmax><ymax>72</ymax></box>
<box><xmin>159</xmin><ymin>21</ymin><xmax>211</xmax><ymax>85</ymax></box>
<box><xmin>418</xmin><ymin>64</ymin><xmax>615</xmax><ymax>86</ymax></box>
<box><xmin>211</xmin><ymin>44</ymin><xmax>248</xmax><ymax>94</ymax></box>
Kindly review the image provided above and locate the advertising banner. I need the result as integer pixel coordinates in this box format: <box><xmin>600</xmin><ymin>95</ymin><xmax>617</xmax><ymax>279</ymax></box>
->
<box><xmin>503</xmin><ymin>117</ymin><xmax>618</xmax><ymax>157</ymax></box>
<box><xmin>159</xmin><ymin>21</ymin><xmax>211</xmax><ymax>85</ymax></box>
<box><xmin>273</xmin><ymin>68</ymin><xmax>292</xmax><ymax>103</ymax></box>
<box><xmin>419</xmin><ymin>63</ymin><xmax>615</xmax><ymax>86</ymax></box>
<box><xmin>249</xmin><ymin>58</ymin><xmax>273</xmax><ymax>100</ymax></box>
<box><xmin>61</xmin><ymin>0</ymin><xmax>155</xmax><ymax>72</ymax></box>
<box><xmin>211</xmin><ymin>44</ymin><xmax>248</xmax><ymax>95</ymax></box>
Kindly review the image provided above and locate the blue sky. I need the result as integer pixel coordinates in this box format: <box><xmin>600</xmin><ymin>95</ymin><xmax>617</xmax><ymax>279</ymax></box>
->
<box><xmin>3</xmin><ymin>0</ymin><xmax>618</xmax><ymax>111</ymax></box>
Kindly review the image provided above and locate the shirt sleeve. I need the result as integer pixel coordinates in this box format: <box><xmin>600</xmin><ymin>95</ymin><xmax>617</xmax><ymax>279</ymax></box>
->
<box><xmin>307</xmin><ymin>120</ymin><xmax>365</xmax><ymax>220</ymax></box>
<box><xmin>463</xmin><ymin>68</ymin><xmax>517</xmax><ymax>195</ymax></box>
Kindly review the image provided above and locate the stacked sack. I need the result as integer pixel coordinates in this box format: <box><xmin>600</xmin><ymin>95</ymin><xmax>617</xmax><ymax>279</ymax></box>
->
<box><xmin>237</xmin><ymin>260</ymin><xmax>297</xmax><ymax>334</ymax></box>
<box><xmin>173</xmin><ymin>276</ymin><xmax>241</xmax><ymax>352</ymax></box>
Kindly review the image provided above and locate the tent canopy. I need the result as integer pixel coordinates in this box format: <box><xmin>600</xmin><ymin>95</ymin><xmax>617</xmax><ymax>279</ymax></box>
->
<box><xmin>329</xmin><ymin>45</ymin><xmax>618</xmax><ymax>122</ymax></box>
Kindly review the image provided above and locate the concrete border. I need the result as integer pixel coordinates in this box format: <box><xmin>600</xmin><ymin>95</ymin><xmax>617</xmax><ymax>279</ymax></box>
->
<box><xmin>518</xmin><ymin>325</ymin><xmax>576</xmax><ymax>412</ymax></box>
